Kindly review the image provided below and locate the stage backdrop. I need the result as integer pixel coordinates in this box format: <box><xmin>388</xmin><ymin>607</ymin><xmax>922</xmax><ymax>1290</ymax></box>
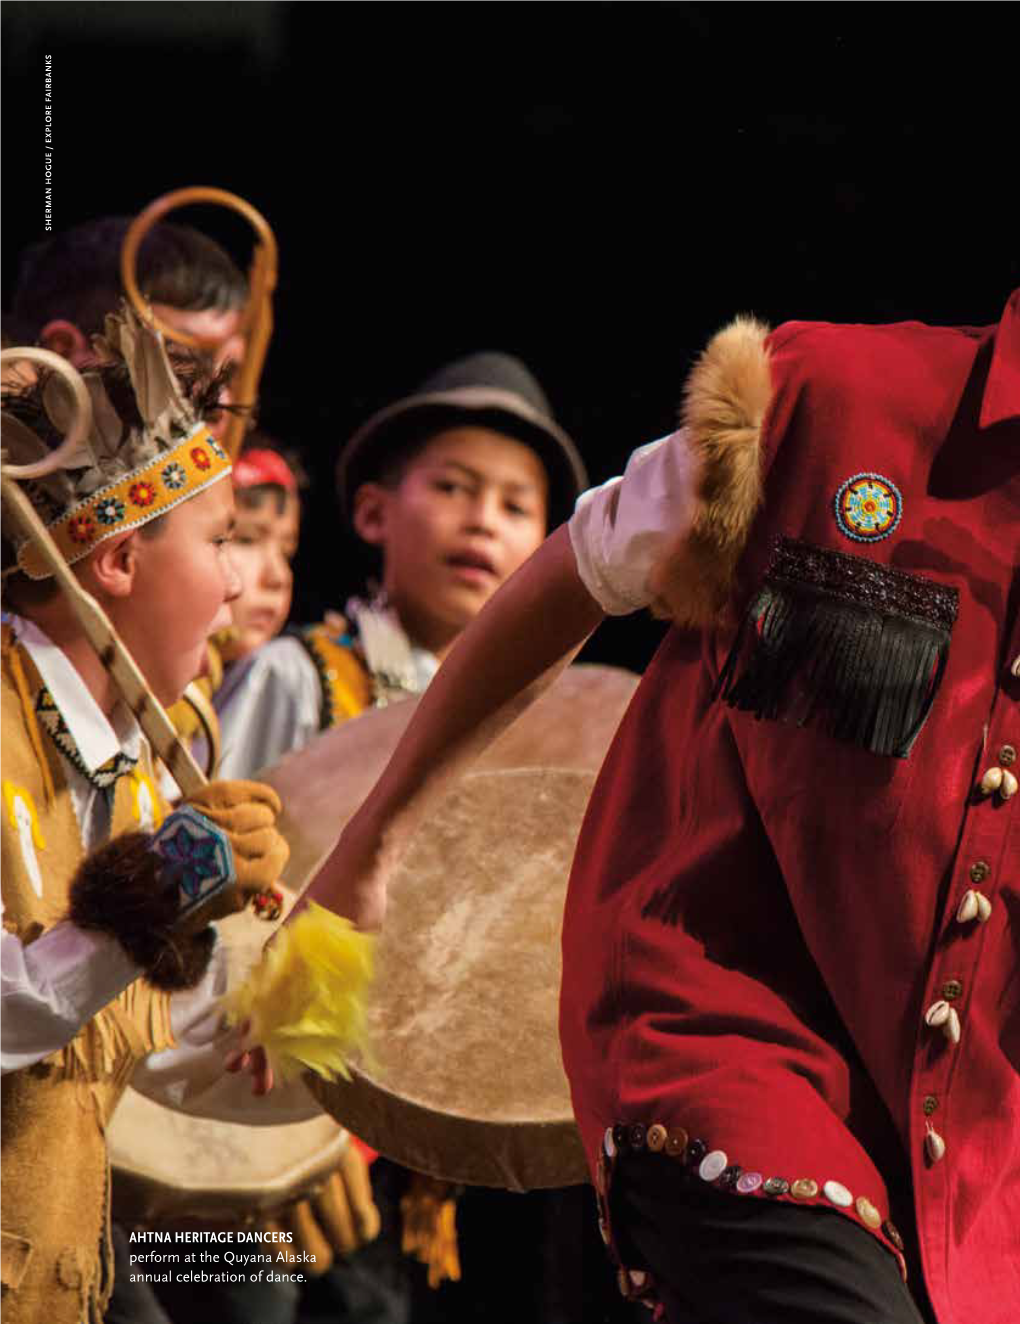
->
<box><xmin>3</xmin><ymin>2</ymin><xmax>1017</xmax><ymax>673</ymax></box>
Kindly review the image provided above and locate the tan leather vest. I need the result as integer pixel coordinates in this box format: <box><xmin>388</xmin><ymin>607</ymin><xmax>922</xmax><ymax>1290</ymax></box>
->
<box><xmin>1</xmin><ymin>631</ymin><xmax>174</xmax><ymax>1324</ymax></box>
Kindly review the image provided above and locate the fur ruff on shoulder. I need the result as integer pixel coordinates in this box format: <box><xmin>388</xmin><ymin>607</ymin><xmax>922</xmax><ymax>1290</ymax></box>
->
<box><xmin>649</xmin><ymin>316</ymin><xmax>771</xmax><ymax>627</ymax></box>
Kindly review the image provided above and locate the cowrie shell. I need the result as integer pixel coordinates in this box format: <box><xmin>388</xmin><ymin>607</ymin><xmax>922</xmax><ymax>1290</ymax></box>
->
<box><xmin>975</xmin><ymin>891</ymin><xmax>993</xmax><ymax>923</ymax></box>
<box><xmin>956</xmin><ymin>890</ymin><xmax>979</xmax><ymax>923</ymax></box>
<box><xmin>943</xmin><ymin>1007</ymin><xmax>961</xmax><ymax>1044</ymax></box>
<box><xmin>980</xmin><ymin>766</ymin><xmax>1004</xmax><ymax>795</ymax></box>
<box><xmin>1000</xmin><ymin>769</ymin><xmax>1018</xmax><ymax>800</ymax></box>
<box><xmin>925</xmin><ymin>1000</ymin><xmax>951</xmax><ymax>1028</ymax></box>
<box><xmin>925</xmin><ymin>1129</ymin><xmax>946</xmax><ymax>1163</ymax></box>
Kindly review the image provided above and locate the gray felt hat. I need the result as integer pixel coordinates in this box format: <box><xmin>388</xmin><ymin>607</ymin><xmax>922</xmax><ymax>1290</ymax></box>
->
<box><xmin>337</xmin><ymin>352</ymin><xmax>588</xmax><ymax>529</ymax></box>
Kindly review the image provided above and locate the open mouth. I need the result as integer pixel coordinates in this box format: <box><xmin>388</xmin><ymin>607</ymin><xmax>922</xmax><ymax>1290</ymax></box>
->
<box><xmin>242</xmin><ymin>607</ymin><xmax>281</xmax><ymax>631</ymax></box>
<box><xmin>446</xmin><ymin>549</ymin><xmax>498</xmax><ymax>578</ymax></box>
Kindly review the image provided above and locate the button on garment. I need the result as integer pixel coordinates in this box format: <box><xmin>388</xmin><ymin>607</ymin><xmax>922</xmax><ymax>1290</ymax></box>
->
<box><xmin>664</xmin><ymin>1127</ymin><xmax>688</xmax><ymax>1159</ymax></box>
<box><xmin>698</xmin><ymin>1150</ymin><xmax>728</xmax><ymax>1182</ymax></box>
<box><xmin>646</xmin><ymin>1123</ymin><xmax>668</xmax><ymax>1152</ymax></box>
<box><xmin>857</xmin><ymin>1197</ymin><xmax>883</xmax><ymax>1230</ymax></box>
<box><xmin>823</xmin><ymin>1180</ymin><xmax>854</xmax><ymax>1208</ymax></box>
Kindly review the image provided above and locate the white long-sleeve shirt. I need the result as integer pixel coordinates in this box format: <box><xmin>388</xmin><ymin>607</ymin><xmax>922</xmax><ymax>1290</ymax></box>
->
<box><xmin>567</xmin><ymin>428</ymin><xmax>697</xmax><ymax>615</ymax></box>
<box><xmin>0</xmin><ymin>614</ymin><xmax>318</xmax><ymax>1123</ymax></box>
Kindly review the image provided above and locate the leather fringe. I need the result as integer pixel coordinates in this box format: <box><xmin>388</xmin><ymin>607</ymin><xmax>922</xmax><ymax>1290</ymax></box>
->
<box><xmin>715</xmin><ymin>537</ymin><xmax>959</xmax><ymax>759</ymax></box>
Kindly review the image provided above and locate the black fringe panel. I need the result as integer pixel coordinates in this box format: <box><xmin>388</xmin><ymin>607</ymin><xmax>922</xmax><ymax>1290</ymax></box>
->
<box><xmin>716</xmin><ymin>537</ymin><xmax>959</xmax><ymax>759</ymax></box>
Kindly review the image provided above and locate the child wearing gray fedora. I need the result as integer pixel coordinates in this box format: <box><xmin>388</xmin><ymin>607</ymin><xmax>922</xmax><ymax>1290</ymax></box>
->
<box><xmin>212</xmin><ymin>349</ymin><xmax>586</xmax><ymax>778</ymax></box>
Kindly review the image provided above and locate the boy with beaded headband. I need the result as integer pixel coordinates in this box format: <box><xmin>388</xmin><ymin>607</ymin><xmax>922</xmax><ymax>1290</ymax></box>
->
<box><xmin>0</xmin><ymin>307</ymin><xmax>315</xmax><ymax>1324</ymax></box>
<box><xmin>7</xmin><ymin>321</ymin><xmax>233</xmax><ymax>582</ymax></box>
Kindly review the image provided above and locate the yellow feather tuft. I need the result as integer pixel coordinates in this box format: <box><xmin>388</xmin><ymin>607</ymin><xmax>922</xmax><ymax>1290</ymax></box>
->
<box><xmin>222</xmin><ymin>901</ymin><xmax>375</xmax><ymax>1083</ymax></box>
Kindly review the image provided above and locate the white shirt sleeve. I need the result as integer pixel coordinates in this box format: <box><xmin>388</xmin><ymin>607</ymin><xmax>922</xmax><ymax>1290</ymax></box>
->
<box><xmin>215</xmin><ymin>637</ymin><xmax>323</xmax><ymax>780</ymax></box>
<box><xmin>128</xmin><ymin>935</ymin><xmax>321</xmax><ymax>1125</ymax></box>
<box><xmin>0</xmin><ymin>923</ymin><xmax>141</xmax><ymax>1074</ymax></box>
<box><xmin>0</xmin><ymin>922</ymin><xmax>318</xmax><ymax>1119</ymax></box>
<box><xmin>567</xmin><ymin>428</ymin><xmax>698</xmax><ymax>616</ymax></box>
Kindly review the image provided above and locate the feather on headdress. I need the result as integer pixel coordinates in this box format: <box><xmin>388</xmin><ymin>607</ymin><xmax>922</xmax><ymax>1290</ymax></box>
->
<box><xmin>2</xmin><ymin>303</ymin><xmax>232</xmax><ymax>580</ymax></box>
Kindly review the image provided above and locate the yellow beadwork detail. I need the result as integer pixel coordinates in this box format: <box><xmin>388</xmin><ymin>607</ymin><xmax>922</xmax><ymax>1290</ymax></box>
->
<box><xmin>128</xmin><ymin>769</ymin><xmax>164</xmax><ymax>830</ymax></box>
<box><xmin>3</xmin><ymin>780</ymin><xmax>46</xmax><ymax>849</ymax></box>
<box><xmin>17</xmin><ymin>424</ymin><xmax>231</xmax><ymax>580</ymax></box>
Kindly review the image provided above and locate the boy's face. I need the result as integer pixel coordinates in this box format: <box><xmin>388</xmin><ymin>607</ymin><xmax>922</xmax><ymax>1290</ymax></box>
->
<box><xmin>151</xmin><ymin>304</ymin><xmax>245</xmax><ymax>374</ymax></box>
<box><xmin>151</xmin><ymin>304</ymin><xmax>245</xmax><ymax>441</ymax></box>
<box><xmin>103</xmin><ymin>480</ymin><xmax>241</xmax><ymax>705</ymax></box>
<box><xmin>220</xmin><ymin>488</ymin><xmax>300</xmax><ymax>662</ymax></box>
<box><xmin>358</xmin><ymin>426</ymin><xmax>549</xmax><ymax>653</ymax></box>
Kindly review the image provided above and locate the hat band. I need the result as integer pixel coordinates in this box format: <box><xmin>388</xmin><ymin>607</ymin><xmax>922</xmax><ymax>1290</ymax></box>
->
<box><xmin>17</xmin><ymin>424</ymin><xmax>232</xmax><ymax>580</ymax></box>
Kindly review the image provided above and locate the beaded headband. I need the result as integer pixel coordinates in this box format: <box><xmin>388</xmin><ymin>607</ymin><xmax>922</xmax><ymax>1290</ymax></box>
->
<box><xmin>17</xmin><ymin>423</ymin><xmax>231</xmax><ymax>579</ymax></box>
<box><xmin>3</xmin><ymin>303</ymin><xmax>233</xmax><ymax>581</ymax></box>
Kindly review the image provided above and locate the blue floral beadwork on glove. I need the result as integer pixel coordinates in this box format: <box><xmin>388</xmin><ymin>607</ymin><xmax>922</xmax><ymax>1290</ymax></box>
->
<box><xmin>151</xmin><ymin>803</ymin><xmax>235</xmax><ymax>923</ymax></box>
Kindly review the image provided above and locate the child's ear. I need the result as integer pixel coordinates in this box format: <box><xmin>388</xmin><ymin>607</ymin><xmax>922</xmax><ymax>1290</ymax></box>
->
<box><xmin>38</xmin><ymin>319</ymin><xmax>91</xmax><ymax>368</ymax></box>
<box><xmin>351</xmin><ymin>482</ymin><xmax>391</xmax><ymax>548</ymax></box>
<box><xmin>84</xmin><ymin>532</ymin><xmax>138</xmax><ymax>599</ymax></box>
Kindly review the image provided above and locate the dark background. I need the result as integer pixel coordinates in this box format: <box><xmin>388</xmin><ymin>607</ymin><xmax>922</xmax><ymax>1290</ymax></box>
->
<box><xmin>3</xmin><ymin>2</ymin><xmax>1017</xmax><ymax>673</ymax></box>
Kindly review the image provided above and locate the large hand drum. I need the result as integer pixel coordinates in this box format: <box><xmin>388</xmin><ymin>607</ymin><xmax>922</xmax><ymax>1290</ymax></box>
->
<box><xmin>265</xmin><ymin>664</ymin><xmax>638</xmax><ymax>1191</ymax></box>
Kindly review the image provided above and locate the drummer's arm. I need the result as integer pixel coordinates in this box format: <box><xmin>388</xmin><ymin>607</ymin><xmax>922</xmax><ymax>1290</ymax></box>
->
<box><xmin>302</xmin><ymin>429</ymin><xmax>697</xmax><ymax>930</ymax></box>
<box><xmin>301</xmin><ymin>523</ymin><xmax>605</xmax><ymax>928</ymax></box>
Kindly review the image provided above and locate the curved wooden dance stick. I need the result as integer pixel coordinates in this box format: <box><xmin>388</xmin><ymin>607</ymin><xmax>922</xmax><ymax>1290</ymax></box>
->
<box><xmin>1</xmin><ymin>349</ymin><xmax>274</xmax><ymax>916</ymax></box>
<box><xmin>0</xmin><ymin>347</ymin><xmax>94</xmax><ymax>479</ymax></box>
<box><xmin>120</xmin><ymin>187</ymin><xmax>278</xmax><ymax>461</ymax></box>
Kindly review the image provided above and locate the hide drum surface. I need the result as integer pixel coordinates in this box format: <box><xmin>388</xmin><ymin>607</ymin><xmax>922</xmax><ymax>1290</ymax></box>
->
<box><xmin>307</xmin><ymin>767</ymin><xmax>595</xmax><ymax>1190</ymax></box>
<box><xmin>108</xmin><ymin>885</ymin><xmax>345</xmax><ymax>1223</ymax></box>
<box><xmin>265</xmin><ymin>664</ymin><xmax>640</xmax><ymax>889</ymax></box>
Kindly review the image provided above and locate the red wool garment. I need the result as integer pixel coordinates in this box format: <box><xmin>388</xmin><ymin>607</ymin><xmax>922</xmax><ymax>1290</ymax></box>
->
<box><xmin>561</xmin><ymin>293</ymin><xmax>1020</xmax><ymax>1323</ymax></box>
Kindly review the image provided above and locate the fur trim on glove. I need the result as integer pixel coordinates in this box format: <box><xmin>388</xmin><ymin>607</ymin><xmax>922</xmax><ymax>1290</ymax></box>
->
<box><xmin>649</xmin><ymin>316</ymin><xmax>771</xmax><ymax>626</ymax></box>
<box><xmin>68</xmin><ymin>831</ymin><xmax>216</xmax><ymax>990</ymax></box>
